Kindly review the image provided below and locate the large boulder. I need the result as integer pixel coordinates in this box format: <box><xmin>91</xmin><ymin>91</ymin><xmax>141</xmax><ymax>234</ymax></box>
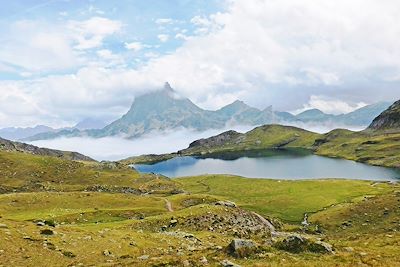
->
<box><xmin>227</xmin><ymin>239</ymin><xmax>258</xmax><ymax>258</ymax></box>
<box><xmin>274</xmin><ymin>235</ymin><xmax>333</xmax><ymax>254</ymax></box>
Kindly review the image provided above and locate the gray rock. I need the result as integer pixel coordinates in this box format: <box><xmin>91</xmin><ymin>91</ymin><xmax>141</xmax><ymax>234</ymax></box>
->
<box><xmin>215</xmin><ymin>201</ymin><xmax>237</xmax><ymax>208</ymax></box>
<box><xmin>199</xmin><ymin>256</ymin><xmax>208</xmax><ymax>265</ymax></box>
<box><xmin>102</xmin><ymin>250</ymin><xmax>112</xmax><ymax>257</ymax></box>
<box><xmin>169</xmin><ymin>218</ymin><xmax>178</xmax><ymax>227</ymax></box>
<box><xmin>40</xmin><ymin>229</ymin><xmax>54</xmax><ymax>235</ymax></box>
<box><xmin>308</xmin><ymin>241</ymin><xmax>333</xmax><ymax>254</ymax></box>
<box><xmin>221</xmin><ymin>259</ymin><xmax>241</xmax><ymax>267</ymax></box>
<box><xmin>227</xmin><ymin>239</ymin><xmax>257</xmax><ymax>258</ymax></box>
<box><xmin>62</xmin><ymin>251</ymin><xmax>76</xmax><ymax>258</ymax></box>
<box><xmin>274</xmin><ymin>235</ymin><xmax>333</xmax><ymax>254</ymax></box>
<box><xmin>138</xmin><ymin>255</ymin><xmax>149</xmax><ymax>260</ymax></box>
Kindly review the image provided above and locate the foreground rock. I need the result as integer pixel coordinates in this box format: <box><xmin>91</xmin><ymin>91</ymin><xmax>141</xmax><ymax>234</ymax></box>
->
<box><xmin>221</xmin><ymin>259</ymin><xmax>242</xmax><ymax>267</ymax></box>
<box><xmin>227</xmin><ymin>239</ymin><xmax>258</xmax><ymax>258</ymax></box>
<box><xmin>274</xmin><ymin>234</ymin><xmax>333</xmax><ymax>254</ymax></box>
<box><xmin>215</xmin><ymin>200</ymin><xmax>237</xmax><ymax>208</ymax></box>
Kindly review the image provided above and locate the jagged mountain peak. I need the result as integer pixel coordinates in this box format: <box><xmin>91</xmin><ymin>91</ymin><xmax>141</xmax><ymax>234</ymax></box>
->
<box><xmin>163</xmin><ymin>81</ymin><xmax>173</xmax><ymax>91</ymax></box>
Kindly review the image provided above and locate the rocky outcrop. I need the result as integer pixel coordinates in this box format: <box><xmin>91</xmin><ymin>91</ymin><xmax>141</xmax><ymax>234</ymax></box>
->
<box><xmin>0</xmin><ymin>137</ymin><xmax>94</xmax><ymax>161</ymax></box>
<box><xmin>227</xmin><ymin>239</ymin><xmax>258</xmax><ymax>258</ymax></box>
<box><xmin>186</xmin><ymin>130</ymin><xmax>242</xmax><ymax>149</ymax></box>
<box><xmin>273</xmin><ymin>234</ymin><xmax>333</xmax><ymax>254</ymax></box>
<box><xmin>368</xmin><ymin>100</ymin><xmax>400</xmax><ymax>131</ymax></box>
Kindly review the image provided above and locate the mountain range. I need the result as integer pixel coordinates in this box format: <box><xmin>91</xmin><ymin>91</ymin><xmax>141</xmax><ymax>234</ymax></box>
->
<box><xmin>3</xmin><ymin>82</ymin><xmax>393</xmax><ymax>141</ymax></box>
<box><xmin>0</xmin><ymin>118</ymin><xmax>107</xmax><ymax>141</ymax></box>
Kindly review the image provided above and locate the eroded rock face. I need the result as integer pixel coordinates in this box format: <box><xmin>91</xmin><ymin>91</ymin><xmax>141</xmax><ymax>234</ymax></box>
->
<box><xmin>368</xmin><ymin>100</ymin><xmax>400</xmax><ymax>131</ymax></box>
<box><xmin>274</xmin><ymin>235</ymin><xmax>333</xmax><ymax>254</ymax></box>
<box><xmin>179</xmin><ymin>208</ymin><xmax>274</xmax><ymax>239</ymax></box>
<box><xmin>227</xmin><ymin>239</ymin><xmax>258</xmax><ymax>258</ymax></box>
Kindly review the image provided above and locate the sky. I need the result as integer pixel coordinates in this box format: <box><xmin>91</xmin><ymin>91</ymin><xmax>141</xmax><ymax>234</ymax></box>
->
<box><xmin>1</xmin><ymin>0</ymin><xmax>400</xmax><ymax>128</ymax></box>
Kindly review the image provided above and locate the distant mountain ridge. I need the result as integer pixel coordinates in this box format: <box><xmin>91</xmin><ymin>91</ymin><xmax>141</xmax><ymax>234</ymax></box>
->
<box><xmin>0</xmin><ymin>119</ymin><xmax>107</xmax><ymax>141</ymax></box>
<box><xmin>21</xmin><ymin>83</ymin><xmax>393</xmax><ymax>141</ymax></box>
<box><xmin>0</xmin><ymin>125</ymin><xmax>54</xmax><ymax>140</ymax></box>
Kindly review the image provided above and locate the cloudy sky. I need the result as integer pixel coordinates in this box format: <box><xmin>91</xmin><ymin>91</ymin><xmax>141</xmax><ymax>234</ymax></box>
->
<box><xmin>1</xmin><ymin>0</ymin><xmax>400</xmax><ymax>128</ymax></box>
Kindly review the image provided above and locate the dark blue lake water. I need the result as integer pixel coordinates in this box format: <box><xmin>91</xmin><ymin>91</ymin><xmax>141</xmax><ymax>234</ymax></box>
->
<box><xmin>134</xmin><ymin>149</ymin><xmax>400</xmax><ymax>181</ymax></box>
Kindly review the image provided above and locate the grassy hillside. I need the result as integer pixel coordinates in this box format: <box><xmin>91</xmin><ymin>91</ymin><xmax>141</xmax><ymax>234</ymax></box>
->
<box><xmin>314</xmin><ymin>129</ymin><xmax>400</xmax><ymax>168</ymax></box>
<box><xmin>0</xmin><ymin>151</ymin><xmax>179</xmax><ymax>194</ymax></box>
<box><xmin>176</xmin><ymin>175</ymin><xmax>391</xmax><ymax>222</ymax></box>
<box><xmin>1</xmin><ymin>134</ymin><xmax>400</xmax><ymax>265</ymax></box>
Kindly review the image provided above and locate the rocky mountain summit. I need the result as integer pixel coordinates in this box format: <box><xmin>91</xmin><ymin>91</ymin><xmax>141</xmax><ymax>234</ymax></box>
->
<box><xmin>22</xmin><ymin>83</ymin><xmax>393</xmax><ymax>141</ymax></box>
<box><xmin>368</xmin><ymin>100</ymin><xmax>400</xmax><ymax>131</ymax></box>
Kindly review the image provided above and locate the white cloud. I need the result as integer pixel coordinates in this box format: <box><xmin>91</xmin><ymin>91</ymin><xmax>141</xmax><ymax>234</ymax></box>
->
<box><xmin>29</xmin><ymin>125</ymin><xmax>254</xmax><ymax>161</ymax></box>
<box><xmin>155</xmin><ymin>18</ymin><xmax>174</xmax><ymax>25</ymax></box>
<box><xmin>2</xmin><ymin>0</ymin><xmax>400</xmax><ymax>127</ymax></box>
<box><xmin>124</xmin><ymin>41</ymin><xmax>143</xmax><ymax>52</ymax></box>
<box><xmin>295</xmin><ymin>95</ymin><xmax>367</xmax><ymax>115</ymax></box>
<box><xmin>175</xmin><ymin>33</ymin><xmax>190</xmax><ymax>40</ymax></box>
<box><xmin>96</xmin><ymin>49</ymin><xmax>124</xmax><ymax>66</ymax></box>
<box><xmin>67</xmin><ymin>17</ymin><xmax>122</xmax><ymax>50</ymax></box>
<box><xmin>0</xmin><ymin>20</ymin><xmax>80</xmax><ymax>72</ymax></box>
<box><xmin>157</xmin><ymin>34</ymin><xmax>169</xmax><ymax>43</ymax></box>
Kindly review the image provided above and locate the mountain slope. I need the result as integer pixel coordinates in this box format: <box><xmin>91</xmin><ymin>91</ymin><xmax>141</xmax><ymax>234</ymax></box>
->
<box><xmin>368</xmin><ymin>100</ymin><xmax>400</xmax><ymax>131</ymax></box>
<box><xmin>337</xmin><ymin>101</ymin><xmax>392</xmax><ymax>126</ymax></box>
<box><xmin>100</xmin><ymin>83</ymin><xmax>224</xmax><ymax>137</ymax></box>
<box><xmin>0</xmin><ymin>137</ymin><xmax>94</xmax><ymax>161</ymax></box>
<box><xmin>296</xmin><ymin>109</ymin><xmax>334</xmax><ymax>122</ymax></box>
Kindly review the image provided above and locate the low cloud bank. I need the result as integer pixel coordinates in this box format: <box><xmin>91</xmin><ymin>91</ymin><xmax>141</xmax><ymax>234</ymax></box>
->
<box><xmin>29</xmin><ymin>123</ymin><xmax>365</xmax><ymax>161</ymax></box>
<box><xmin>29</xmin><ymin>125</ymin><xmax>254</xmax><ymax>161</ymax></box>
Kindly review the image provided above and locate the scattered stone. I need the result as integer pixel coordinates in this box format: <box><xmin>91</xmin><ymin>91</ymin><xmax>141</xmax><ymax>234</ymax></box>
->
<box><xmin>182</xmin><ymin>260</ymin><xmax>191</xmax><ymax>266</ymax></box>
<box><xmin>227</xmin><ymin>239</ymin><xmax>258</xmax><ymax>258</ymax></box>
<box><xmin>199</xmin><ymin>256</ymin><xmax>208</xmax><ymax>265</ymax></box>
<box><xmin>344</xmin><ymin>247</ymin><xmax>354</xmax><ymax>252</ymax></box>
<box><xmin>23</xmin><ymin>236</ymin><xmax>34</xmax><ymax>241</ymax></box>
<box><xmin>129</xmin><ymin>241</ymin><xmax>137</xmax><ymax>246</ymax></box>
<box><xmin>40</xmin><ymin>229</ymin><xmax>54</xmax><ymax>235</ymax></box>
<box><xmin>36</xmin><ymin>221</ymin><xmax>45</xmax><ymax>227</ymax></box>
<box><xmin>169</xmin><ymin>218</ymin><xmax>178</xmax><ymax>227</ymax></box>
<box><xmin>62</xmin><ymin>251</ymin><xmax>76</xmax><ymax>258</ymax></box>
<box><xmin>44</xmin><ymin>220</ymin><xmax>57</xmax><ymax>227</ymax></box>
<box><xmin>138</xmin><ymin>255</ymin><xmax>149</xmax><ymax>260</ymax></box>
<box><xmin>120</xmin><ymin>254</ymin><xmax>132</xmax><ymax>259</ymax></box>
<box><xmin>221</xmin><ymin>259</ymin><xmax>241</xmax><ymax>267</ymax></box>
<box><xmin>102</xmin><ymin>250</ymin><xmax>113</xmax><ymax>257</ymax></box>
<box><xmin>215</xmin><ymin>201</ymin><xmax>237</xmax><ymax>208</ymax></box>
<box><xmin>0</xmin><ymin>223</ymin><xmax>8</xmax><ymax>229</ymax></box>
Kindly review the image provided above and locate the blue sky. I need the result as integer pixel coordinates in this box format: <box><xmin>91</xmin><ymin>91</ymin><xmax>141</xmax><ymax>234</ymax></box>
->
<box><xmin>0</xmin><ymin>0</ymin><xmax>224</xmax><ymax>79</ymax></box>
<box><xmin>0</xmin><ymin>0</ymin><xmax>400</xmax><ymax>128</ymax></box>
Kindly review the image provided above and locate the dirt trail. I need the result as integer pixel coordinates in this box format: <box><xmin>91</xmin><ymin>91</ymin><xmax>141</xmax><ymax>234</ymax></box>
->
<box><xmin>164</xmin><ymin>198</ymin><xmax>173</xmax><ymax>212</ymax></box>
